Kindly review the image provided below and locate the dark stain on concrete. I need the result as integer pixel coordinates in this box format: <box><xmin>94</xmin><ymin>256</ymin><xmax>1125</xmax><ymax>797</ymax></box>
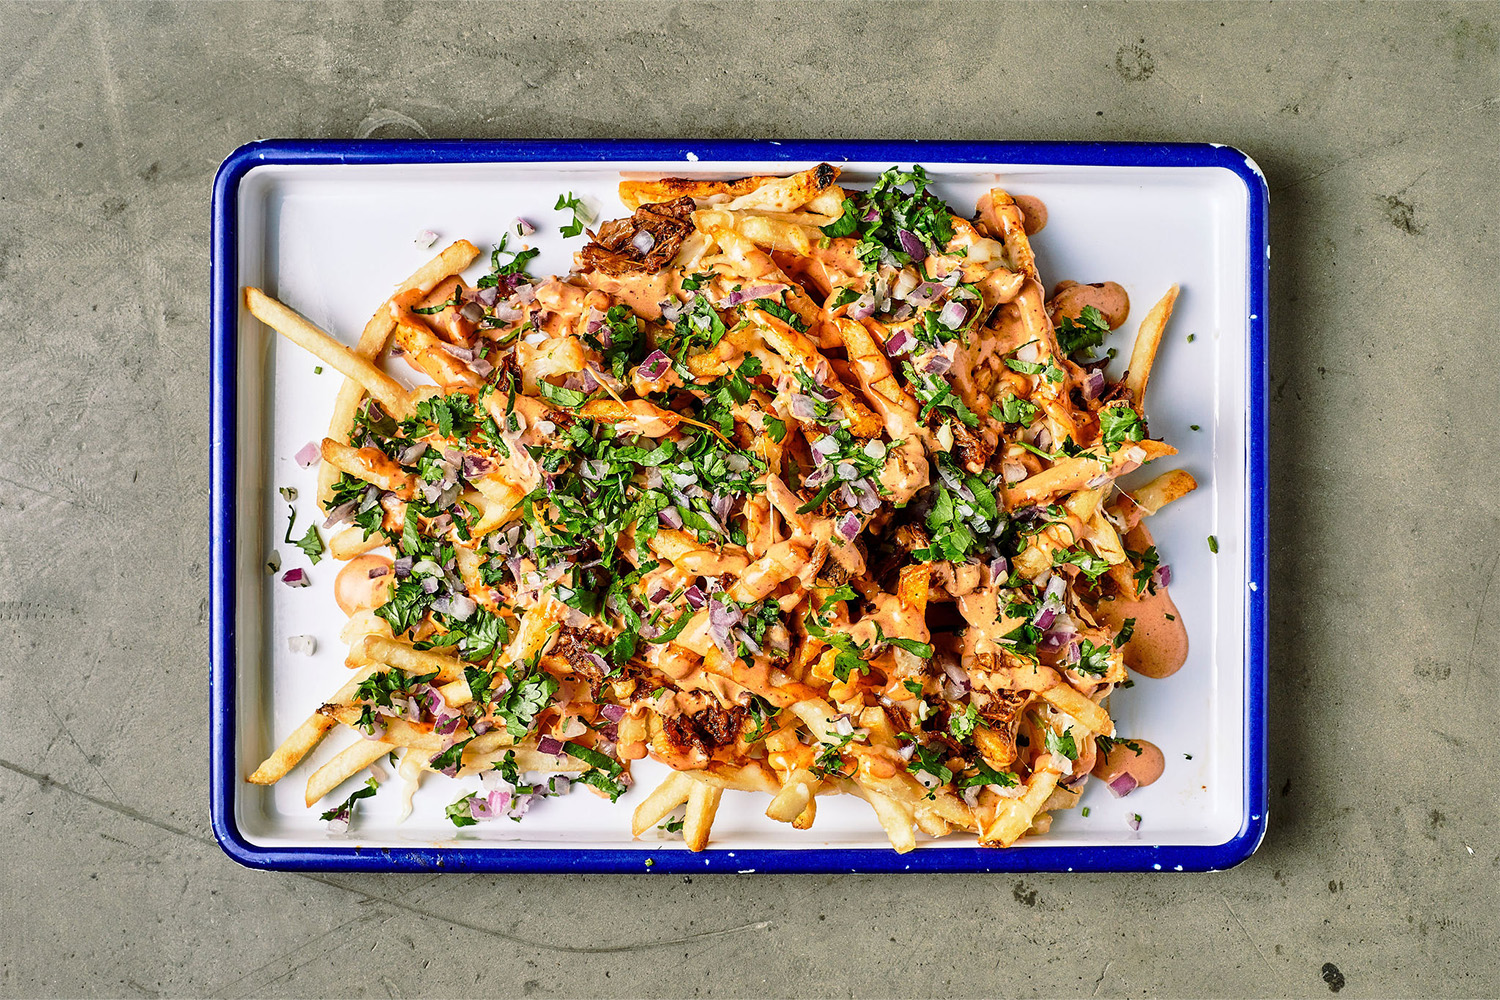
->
<box><xmin>1321</xmin><ymin>962</ymin><xmax>1346</xmax><ymax>992</ymax></box>
<box><xmin>1114</xmin><ymin>43</ymin><xmax>1156</xmax><ymax>81</ymax></box>
<box><xmin>1382</xmin><ymin>194</ymin><xmax>1424</xmax><ymax>235</ymax></box>
<box><xmin>1013</xmin><ymin>881</ymin><xmax>1038</xmax><ymax>906</ymax></box>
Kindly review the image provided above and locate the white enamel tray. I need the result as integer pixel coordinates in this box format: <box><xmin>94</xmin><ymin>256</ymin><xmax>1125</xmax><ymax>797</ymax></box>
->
<box><xmin>209</xmin><ymin>140</ymin><xmax>1268</xmax><ymax>873</ymax></box>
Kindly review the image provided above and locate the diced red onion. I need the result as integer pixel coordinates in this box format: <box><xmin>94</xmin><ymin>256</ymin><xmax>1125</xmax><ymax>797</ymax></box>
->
<box><xmin>322</xmin><ymin>500</ymin><xmax>357</xmax><ymax>528</ymax></box>
<box><xmin>515</xmin><ymin>217</ymin><xmax>535</xmax><ymax>236</ymax></box>
<box><xmin>942</xmin><ymin>661</ymin><xmax>969</xmax><ymax>690</ymax></box>
<box><xmin>438</xmin><ymin>341</ymin><xmax>474</xmax><ymax>363</ymax></box>
<box><xmin>537</xmin><ymin>736</ymin><xmax>565</xmax><ymax>757</ymax></box>
<box><xmin>734</xmin><ymin>628</ymin><xmax>761</xmax><ymax>655</ymax></box>
<box><xmin>475</xmin><ymin>286</ymin><xmax>499</xmax><ymax>307</ymax></box>
<box><xmin>1065</xmin><ymin>641</ymin><xmax>1082</xmax><ymax>665</ymax></box>
<box><xmin>631</xmin><ymin>230</ymin><xmax>656</xmax><ymax>254</ymax></box>
<box><xmin>469</xmin><ymin>358</ymin><xmax>493</xmax><ymax>377</ymax></box>
<box><xmin>493</xmin><ymin>302</ymin><xmax>522</xmax><ymax>323</ymax></box>
<box><xmin>1126</xmin><ymin>812</ymin><xmax>1141</xmax><ymax>831</ymax></box>
<box><xmin>463</xmin><ymin>454</ymin><xmax>494</xmax><ymax>479</ymax></box>
<box><xmin>415</xmin><ymin>229</ymin><xmax>439</xmax><ymax>248</ymax></box>
<box><xmin>849</xmin><ymin>293</ymin><xmax>878</xmax><ymax>320</ymax></box>
<box><xmin>294</xmin><ymin>441</ymin><xmax>320</xmax><ymax>468</ymax></box>
<box><xmin>636</xmin><ymin>349</ymin><xmax>671</xmax><ymax>382</ymax></box>
<box><xmin>287</xmin><ymin>634</ymin><xmax>316</xmax><ymax>655</ymax></box>
<box><xmin>861</xmin><ymin>205</ymin><xmax>879</xmax><ymax>222</ymax></box>
<box><xmin>1083</xmin><ymin>370</ymin><xmax>1107</xmax><ymax>400</ymax></box>
<box><xmin>459</xmin><ymin>302</ymin><xmax>485</xmax><ymax>324</ymax></box>
<box><xmin>707</xmin><ymin>599</ymin><xmax>743</xmax><ymax>656</ymax></box>
<box><xmin>420</xmin><ymin>576</ymin><xmax>440</xmax><ymax>595</ymax></box>
<box><xmin>1154</xmin><ymin>565</ymin><xmax>1173</xmax><ymax>587</ymax></box>
<box><xmin>513</xmin><ymin>283</ymin><xmax>536</xmax><ymax>304</ymax></box>
<box><xmin>789</xmin><ymin>394</ymin><xmax>821</xmax><ymax>422</ymax></box>
<box><xmin>447</xmin><ymin>594</ymin><xmax>476</xmax><ymax>620</ymax></box>
<box><xmin>837</xmin><ymin>512</ymin><xmax>861</xmax><ymax>542</ymax></box>
<box><xmin>920</xmin><ymin>350</ymin><xmax>952</xmax><ymax>376</ymax></box>
<box><xmin>393</xmin><ymin>556</ymin><xmax>413</xmax><ymax>578</ymax></box>
<box><xmin>897</xmin><ymin>229</ymin><xmax>927</xmax><ymax>262</ymax></box>
<box><xmin>683</xmin><ymin>585</ymin><xmax>706</xmax><ymax>610</ymax></box>
<box><xmin>660</xmin><ymin>299</ymin><xmax>683</xmax><ymax>322</ymax></box>
<box><xmin>549</xmin><ymin>776</ymin><xmax>571</xmax><ymax>796</ymax></box>
<box><xmin>883</xmin><ymin>330</ymin><xmax>914</xmax><ymax>356</ymax></box>
<box><xmin>658</xmin><ymin>507</ymin><xmax>684</xmax><ymax>531</ymax></box>
<box><xmin>281</xmin><ymin>568</ymin><xmax>309</xmax><ymax>588</ymax></box>
<box><xmin>398</xmin><ymin>442</ymin><xmax>428</xmax><ymax>466</ymax></box>
<box><xmin>989</xmin><ymin>557</ymin><xmax>1008</xmax><ymax>581</ymax></box>
<box><xmin>601</xmin><ymin>704</ymin><xmax>627</xmax><ymax>723</ymax></box>
<box><xmin>892</xmin><ymin>269</ymin><xmax>919</xmax><ymax>301</ymax></box>
<box><xmin>367</xmin><ymin>565</ymin><xmax>390</xmax><ymax>579</ymax></box>
<box><xmin>1108</xmin><ymin>773</ymin><xmax>1139</xmax><ymax>798</ymax></box>
<box><xmin>648</xmin><ymin>586</ymin><xmax>670</xmax><ymax>604</ymax></box>
<box><xmin>1085</xmin><ymin>473</ymin><xmax>1110</xmax><ymax>489</ymax></box>
<box><xmin>898</xmin><ymin>742</ymin><xmax>917</xmax><ymax>761</ymax></box>
<box><xmin>710</xmin><ymin>493</ymin><xmax>733</xmax><ymax>523</ymax></box>
<box><xmin>938</xmin><ymin>301</ymin><xmax>968</xmax><ymax>330</ymax></box>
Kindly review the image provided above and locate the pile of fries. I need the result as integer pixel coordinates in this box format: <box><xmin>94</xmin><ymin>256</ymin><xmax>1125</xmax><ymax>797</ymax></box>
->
<box><xmin>244</xmin><ymin>163</ymin><xmax>1195</xmax><ymax>851</ymax></box>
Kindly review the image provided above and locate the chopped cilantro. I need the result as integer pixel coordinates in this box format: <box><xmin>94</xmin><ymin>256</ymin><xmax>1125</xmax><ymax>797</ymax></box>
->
<box><xmin>1113</xmin><ymin>618</ymin><xmax>1136</xmax><ymax>648</ymax></box>
<box><xmin>1095</xmin><ymin>735</ymin><xmax>1143</xmax><ymax>756</ymax></box>
<box><xmin>751</xmin><ymin>297</ymin><xmax>808</xmax><ymax>332</ymax></box>
<box><xmin>994</xmin><ymin>393</ymin><xmax>1039</xmax><ymax>427</ymax></box>
<box><xmin>1074</xmin><ymin>638</ymin><xmax>1113</xmax><ymax>676</ymax></box>
<box><xmin>555</xmin><ymin>191</ymin><xmax>590</xmax><ymax>238</ymax></box>
<box><xmin>958</xmin><ymin>759</ymin><xmax>1018</xmax><ymax>789</ymax></box>
<box><xmin>1044</xmin><ymin>728</ymin><xmax>1078</xmax><ymax>761</ymax></box>
<box><xmin>1099</xmin><ymin>405</ymin><xmax>1145</xmax><ymax>449</ymax></box>
<box><xmin>294</xmin><ymin>523</ymin><xmax>324</xmax><ymax>564</ymax></box>
<box><xmin>318</xmin><ymin>776</ymin><xmax>378</xmax><ymax>824</ymax></box>
<box><xmin>948</xmin><ymin>703</ymin><xmax>980</xmax><ymax>740</ymax></box>
<box><xmin>1056</xmin><ymin>305</ymin><xmax>1111</xmax><ymax>356</ymax></box>
<box><xmin>446</xmin><ymin>792</ymin><xmax>479</xmax><ymax>828</ymax></box>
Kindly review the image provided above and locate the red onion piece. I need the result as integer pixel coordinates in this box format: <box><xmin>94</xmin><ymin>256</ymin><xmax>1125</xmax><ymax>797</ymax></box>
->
<box><xmin>322</xmin><ymin>500</ymin><xmax>357</xmax><ymax>528</ymax></box>
<box><xmin>294</xmin><ymin>441</ymin><xmax>320</xmax><ymax>468</ymax></box>
<box><xmin>601</xmin><ymin>704</ymin><xmax>627</xmax><ymax>723</ymax></box>
<box><xmin>1065</xmin><ymin>641</ymin><xmax>1082</xmax><ymax>665</ymax></box>
<box><xmin>1154</xmin><ymin>565</ymin><xmax>1173</xmax><ymax>587</ymax></box>
<box><xmin>849</xmin><ymin>293</ymin><xmax>878</xmax><ymax>320</ymax></box>
<box><xmin>420</xmin><ymin>576</ymin><xmax>440</xmax><ymax>595</ymax></box>
<box><xmin>1083</xmin><ymin>370</ymin><xmax>1107</xmax><ymax>400</ymax></box>
<box><xmin>414</xmin><ymin>229</ymin><xmax>439</xmax><ymax>248</ymax></box>
<box><xmin>861</xmin><ymin>205</ymin><xmax>879</xmax><ymax>222</ymax></box>
<box><xmin>658</xmin><ymin>507</ymin><xmax>684</xmax><ymax>531</ymax></box>
<box><xmin>920</xmin><ymin>350</ymin><xmax>952</xmax><ymax>376</ymax></box>
<box><xmin>1126</xmin><ymin>812</ymin><xmax>1141</xmax><ymax>831</ymax></box>
<box><xmin>1108</xmin><ymin>773</ymin><xmax>1139</xmax><ymax>798</ymax></box>
<box><xmin>837</xmin><ymin>512</ymin><xmax>861</xmax><ymax>541</ymax></box>
<box><xmin>281</xmin><ymin>568</ymin><xmax>309</xmax><ymax>588</ymax></box>
<box><xmin>938</xmin><ymin>301</ymin><xmax>968</xmax><ymax>330</ymax></box>
<box><xmin>789</xmin><ymin>394</ymin><xmax>821</xmax><ymax>422</ymax></box>
<box><xmin>898</xmin><ymin>741</ymin><xmax>917</xmax><ymax>761</ymax></box>
<box><xmin>883</xmin><ymin>330</ymin><xmax>914</xmax><ymax>356</ymax></box>
<box><xmin>636</xmin><ymin>349</ymin><xmax>671</xmax><ymax>382</ymax></box>
<box><xmin>707</xmin><ymin>600</ymin><xmax>742</xmax><ymax>656</ymax></box>
<box><xmin>514</xmin><ymin>217</ymin><xmax>535</xmax><ymax>236</ymax></box>
<box><xmin>537</xmin><ymin>736</ymin><xmax>565</xmax><ymax>757</ymax></box>
<box><xmin>897</xmin><ymin>228</ymin><xmax>927</xmax><ymax>261</ymax></box>
<box><xmin>367</xmin><ymin>565</ymin><xmax>390</xmax><ymax>579</ymax></box>
<box><xmin>393</xmin><ymin>556</ymin><xmax>413</xmax><ymax>578</ymax></box>
<box><xmin>631</xmin><ymin>230</ymin><xmax>656</xmax><ymax>254</ymax></box>
<box><xmin>683</xmin><ymin>585</ymin><xmax>706</xmax><ymax>610</ymax></box>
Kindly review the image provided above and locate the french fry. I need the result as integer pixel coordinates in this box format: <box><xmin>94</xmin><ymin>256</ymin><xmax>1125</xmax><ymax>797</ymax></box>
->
<box><xmin>243</xmin><ymin>287</ymin><xmax>414</xmax><ymax>418</ymax></box>
<box><xmin>329</xmin><ymin>525</ymin><xmax>389</xmax><ymax>560</ymax></box>
<box><xmin>682</xmin><ymin>780</ymin><xmax>723</xmax><ymax>852</ymax></box>
<box><xmin>1124</xmin><ymin>285</ymin><xmax>1180</xmax><ymax>409</ymax></box>
<box><xmin>248</xmin><ymin>715</ymin><xmax>337</xmax><ymax>784</ymax></box>
<box><xmin>306</xmin><ymin>738</ymin><xmax>397</xmax><ymax>806</ymax></box>
<box><xmin>1128</xmin><ymin>468</ymin><xmax>1199</xmax><ymax>519</ymax></box>
<box><xmin>632</xmin><ymin>771</ymin><xmax>696</xmax><ymax>836</ymax></box>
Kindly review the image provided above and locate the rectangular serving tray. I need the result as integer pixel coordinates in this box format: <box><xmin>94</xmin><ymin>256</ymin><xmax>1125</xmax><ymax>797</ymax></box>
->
<box><xmin>210</xmin><ymin>139</ymin><xmax>1268</xmax><ymax>873</ymax></box>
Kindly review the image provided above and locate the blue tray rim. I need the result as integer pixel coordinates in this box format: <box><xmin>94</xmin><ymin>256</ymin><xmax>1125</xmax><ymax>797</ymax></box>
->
<box><xmin>210</xmin><ymin>138</ymin><xmax>1269</xmax><ymax>874</ymax></box>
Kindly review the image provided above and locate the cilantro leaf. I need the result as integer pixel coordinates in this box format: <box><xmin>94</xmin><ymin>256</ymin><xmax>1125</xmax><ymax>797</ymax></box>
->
<box><xmin>446</xmin><ymin>792</ymin><xmax>479</xmax><ymax>828</ymax></box>
<box><xmin>294</xmin><ymin>524</ymin><xmax>324</xmax><ymax>564</ymax></box>
<box><xmin>948</xmin><ymin>703</ymin><xmax>980</xmax><ymax>740</ymax></box>
<box><xmin>318</xmin><ymin>776</ymin><xmax>378</xmax><ymax>824</ymax></box>
<box><xmin>958</xmin><ymin>759</ymin><xmax>1018</xmax><ymax>789</ymax></box>
<box><xmin>555</xmin><ymin>191</ymin><xmax>590</xmax><ymax>238</ymax></box>
<box><xmin>993</xmin><ymin>393</ymin><xmax>1039</xmax><ymax>427</ymax></box>
<box><xmin>1056</xmin><ymin>305</ymin><xmax>1111</xmax><ymax>356</ymax></box>
<box><xmin>1100</xmin><ymin>405</ymin><xmax>1146</xmax><ymax>449</ymax></box>
<box><xmin>1044</xmin><ymin>728</ymin><xmax>1078</xmax><ymax>761</ymax></box>
<box><xmin>537</xmin><ymin>380</ymin><xmax>589</xmax><ymax>409</ymax></box>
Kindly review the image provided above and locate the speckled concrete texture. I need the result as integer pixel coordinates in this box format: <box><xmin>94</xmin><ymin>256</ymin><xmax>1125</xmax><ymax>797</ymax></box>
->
<box><xmin>1</xmin><ymin>2</ymin><xmax>1497</xmax><ymax>997</ymax></box>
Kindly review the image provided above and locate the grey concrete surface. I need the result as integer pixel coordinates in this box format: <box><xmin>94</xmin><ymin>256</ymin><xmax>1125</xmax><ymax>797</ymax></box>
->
<box><xmin>1</xmin><ymin>1</ymin><xmax>1497</xmax><ymax>997</ymax></box>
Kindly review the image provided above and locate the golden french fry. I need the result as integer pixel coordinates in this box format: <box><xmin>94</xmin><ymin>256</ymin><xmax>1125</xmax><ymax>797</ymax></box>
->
<box><xmin>632</xmin><ymin>770</ymin><xmax>696</xmax><ymax>836</ymax></box>
<box><xmin>347</xmin><ymin>635</ymin><xmax>467</xmax><ymax>683</ymax></box>
<box><xmin>1128</xmin><ymin>468</ymin><xmax>1199</xmax><ymax>517</ymax></box>
<box><xmin>395</xmin><ymin>240</ymin><xmax>481</xmax><ymax>296</ymax></box>
<box><xmin>329</xmin><ymin>524</ymin><xmax>389</xmax><ymax>560</ymax></box>
<box><xmin>979</xmin><ymin>771</ymin><xmax>1060</xmax><ymax>847</ymax></box>
<box><xmin>1124</xmin><ymin>285</ymin><xmax>1180</xmax><ymax>409</ymax></box>
<box><xmin>306</xmin><ymin>738</ymin><xmax>397</xmax><ymax>806</ymax></box>
<box><xmin>1039</xmin><ymin>683</ymin><xmax>1113</xmax><ymax>735</ymax></box>
<box><xmin>243</xmin><ymin>288</ymin><xmax>414</xmax><ymax>418</ymax></box>
<box><xmin>248</xmin><ymin>715</ymin><xmax>337</xmax><ymax>784</ymax></box>
<box><xmin>682</xmin><ymin>780</ymin><xmax>723</xmax><ymax>852</ymax></box>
